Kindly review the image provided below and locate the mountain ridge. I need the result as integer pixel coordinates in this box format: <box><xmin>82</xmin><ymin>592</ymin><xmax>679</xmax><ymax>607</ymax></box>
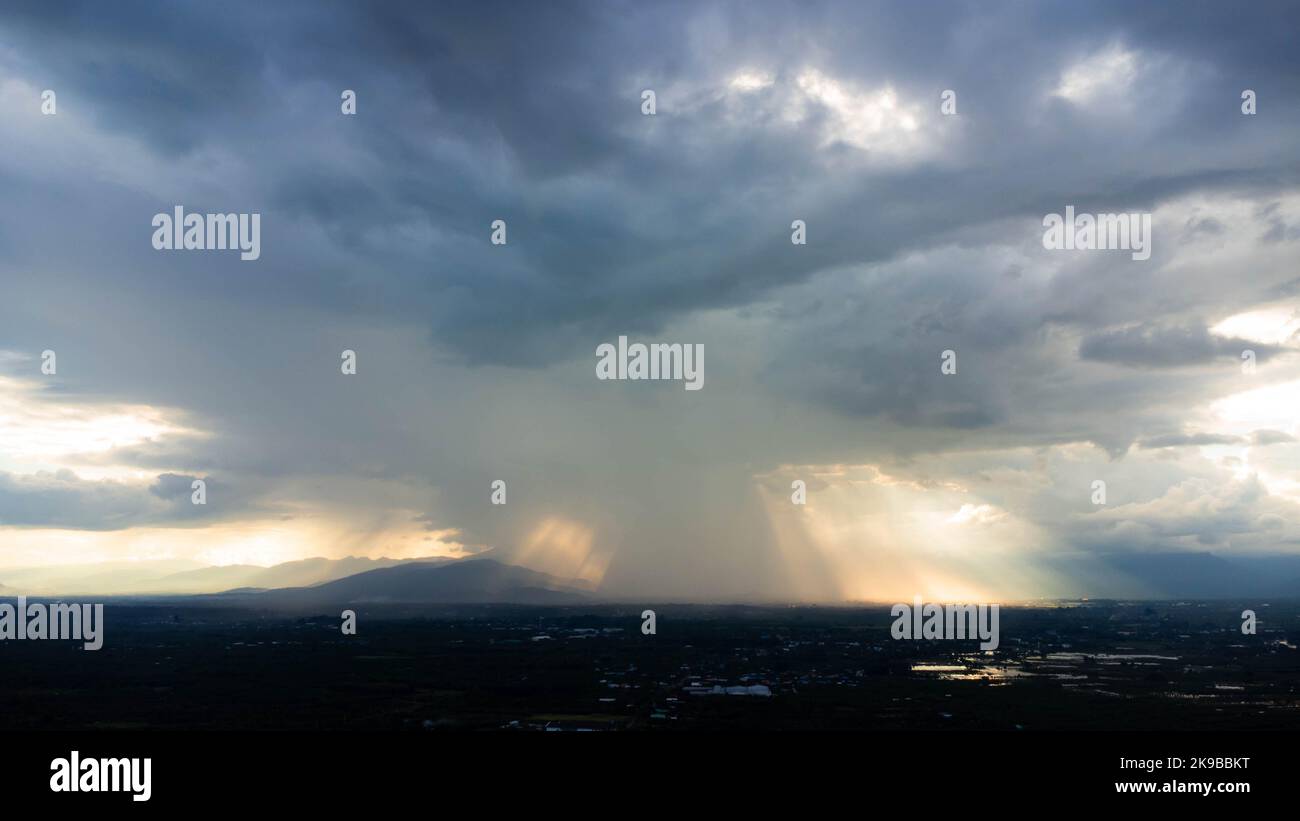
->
<box><xmin>0</xmin><ymin>555</ymin><xmax>457</xmax><ymax>597</ymax></box>
<box><xmin>236</xmin><ymin>557</ymin><xmax>589</xmax><ymax>608</ymax></box>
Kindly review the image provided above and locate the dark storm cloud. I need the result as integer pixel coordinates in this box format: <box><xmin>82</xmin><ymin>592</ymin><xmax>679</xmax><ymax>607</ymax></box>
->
<box><xmin>4</xmin><ymin>0</ymin><xmax>1299</xmax><ymax>369</ymax></box>
<box><xmin>2</xmin><ymin>0</ymin><xmax>1299</xmax><ymax>590</ymax></box>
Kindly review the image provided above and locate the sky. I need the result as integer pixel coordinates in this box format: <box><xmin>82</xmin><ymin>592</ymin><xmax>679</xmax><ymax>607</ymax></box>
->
<box><xmin>1</xmin><ymin>0</ymin><xmax>1299</xmax><ymax>601</ymax></box>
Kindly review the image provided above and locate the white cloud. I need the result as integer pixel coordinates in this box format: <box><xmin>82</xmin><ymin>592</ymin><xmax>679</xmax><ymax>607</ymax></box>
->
<box><xmin>0</xmin><ymin>373</ymin><xmax>198</xmax><ymax>479</ymax></box>
<box><xmin>791</xmin><ymin>68</ymin><xmax>926</xmax><ymax>154</ymax></box>
<box><xmin>1052</xmin><ymin>44</ymin><xmax>1139</xmax><ymax>106</ymax></box>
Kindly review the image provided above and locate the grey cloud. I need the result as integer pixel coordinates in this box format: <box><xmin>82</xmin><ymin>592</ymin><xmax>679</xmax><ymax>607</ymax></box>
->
<box><xmin>1250</xmin><ymin>429</ymin><xmax>1296</xmax><ymax>446</ymax></box>
<box><xmin>0</xmin><ymin>470</ymin><xmax>228</xmax><ymax>530</ymax></box>
<box><xmin>1137</xmin><ymin>432</ymin><xmax>1244</xmax><ymax>449</ymax></box>
<box><xmin>1069</xmin><ymin>475</ymin><xmax>1300</xmax><ymax>554</ymax></box>
<box><xmin>6</xmin><ymin>0</ymin><xmax>1300</xmax><ymax>371</ymax></box>
<box><xmin>1079</xmin><ymin>322</ymin><xmax>1283</xmax><ymax>368</ymax></box>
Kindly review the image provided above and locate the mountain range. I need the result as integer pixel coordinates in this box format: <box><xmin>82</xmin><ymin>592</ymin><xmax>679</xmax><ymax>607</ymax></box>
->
<box><xmin>2</xmin><ymin>550</ymin><xmax>1299</xmax><ymax>603</ymax></box>
<box><xmin>233</xmin><ymin>558</ymin><xmax>589</xmax><ymax>608</ymax></box>
<box><xmin>1046</xmin><ymin>552</ymin><xmax>1300</xmax><ymax>599</ymax></box>
<box><xmin>0</xmin><ymin>555</ymin><xmax>449</xmax><ymax>596</ymax></box>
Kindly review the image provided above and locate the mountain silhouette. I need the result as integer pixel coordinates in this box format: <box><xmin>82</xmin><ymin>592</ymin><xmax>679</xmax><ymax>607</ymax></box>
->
<box><xmin>147</xmin><ymin>555</ymin><xmax>454</xmax><ymax>594</ymax></box>
<box><xmin>243</xmin><ymin>558</ymin><xmax>588</xmax><ymax>607</ymax></box>
<box><xmin>0</xmin><ymin>556</ymin><xmax>451</xmax><ymax>596</ymax></box>
<box><xmin>1046</xmin><ymin>551</ymin><xmax>1300</xmax><ymax>599</ymax></box>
